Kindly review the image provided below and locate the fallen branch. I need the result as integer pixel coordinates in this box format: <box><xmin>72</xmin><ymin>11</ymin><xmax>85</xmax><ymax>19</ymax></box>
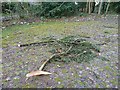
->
<box><xmin>18</xmin><ymin>40</ymin><xmax>55</xmax><ymax>47</ymax></box>
<box><xmin>25</xmin><ymin>35</ymin><xmax>103</xmax><ymax>79</ymax></box>
<box><xmin>26</xmin><ymin>45</ymin><xmax>73</xmax><ymax>78</ymax></box>
<box><xmin>39</xmin><ymin>45</ymin><xmax>73</xmax><ymax>70</ymax></box>
<box><xmin>26</xmin><ymin>70</ymin><xmax>52</xmax><ymax>78</ymax></box>
<box><xmin>39</xmin><ymin>54</ymin><xmax>56</xmax><ymax>71</ymax></box>
<box><xmin>18</xmin><ymin>38</ymin><xmax>85</xmax><ymax>47</ymax></box>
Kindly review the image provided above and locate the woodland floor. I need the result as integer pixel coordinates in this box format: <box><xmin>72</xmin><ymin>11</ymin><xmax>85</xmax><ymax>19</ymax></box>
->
<box><xmin>2</xmin><ymin>14</ymin><xmax>118</xmax><ymax>88</ymax></box>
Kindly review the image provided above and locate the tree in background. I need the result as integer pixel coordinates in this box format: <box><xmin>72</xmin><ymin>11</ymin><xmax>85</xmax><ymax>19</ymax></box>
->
<box><xmin>98</xmin><ymin>0</ymin><xmax>103</xmax><ymax>15</ymax></box>
<box><xmin>105</xmin><ymin>0</ymin><xmax>110</xmax><ymax>14</ymax></box>
<box><xmin>1</xmin><ymin>1</ymin><xmax>120</xmax><ymax>20</ymax></box>
<box><xmin>88</xmin><ymin>0</ymin><xmax>91</xmax><ymax>14</ymax></box>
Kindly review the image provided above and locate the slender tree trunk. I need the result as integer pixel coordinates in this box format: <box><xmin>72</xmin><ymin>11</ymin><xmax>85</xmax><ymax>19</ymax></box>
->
<box><xmin>105</xmin><ymin>0</ymin><xmax>110</xmax><ymax>14</ymax></box>
<box><xmin>88</xmin><ymin>0</ymin><xmax>91</xmax><ymax>14</ymax></box>
<box><xmin>98</xmin><ymin>0</ymin><xmax>103</xmax><ymax>15</ymax></box>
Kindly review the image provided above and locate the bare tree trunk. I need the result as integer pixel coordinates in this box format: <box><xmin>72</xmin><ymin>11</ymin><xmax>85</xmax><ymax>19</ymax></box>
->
<box><xmin>88</xmin><ymin>0</ymin><xmax>91</xmax><ymax>14</ymax></box>
<box><xmin>105</xmin><ymin>0</ymin><xmax>110</xmax><ymax>14</ymax></box>
<box><xmin>98</xmin><ymin>0</ymin><xmax>103</xmax><ymax>15</ymax></box>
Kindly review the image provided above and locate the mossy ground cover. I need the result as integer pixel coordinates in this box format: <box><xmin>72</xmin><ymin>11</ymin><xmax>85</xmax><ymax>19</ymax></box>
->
<box><xmin>2</xmin><ymin>15</ymin><xmax>118</xmax><ymax>88</ymax></box>
<box><xmin>2</xmin><ymin>21</ymin><xmax>95</xmax><ymax>47</ymax></box>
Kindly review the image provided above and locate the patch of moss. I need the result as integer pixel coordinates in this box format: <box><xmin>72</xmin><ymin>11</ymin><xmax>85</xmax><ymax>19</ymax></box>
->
<box><xmin>110</xmin><ymin>78</ymin><xmax>118</xmax><ymax>85</ymax></box>
<box><xmin>95</xmin><ymin>84</ymin><xmax>100</xmax><ymax>88</ymax></box>
<box><xmin>17</xmin><ymin>61</ymin><xmax>23</xmax><ymax>65</ymax></box>
<box><xmin>2</xmin><ymin>80</ymin><xmax>8</xmax><ymax>87</ymax></box>
<box><xmin>22</xmin><ymin>83</ymin><xmax>36</xmax><ymax>88</ymax></box>
<box><xmin>62</xmin><ymin>69</ymin><xmax>68</xmax><ymax>73</ymax></box>
<box><xmin>101</xmin><ymin>81</ymin><xmax>107</xmax><ymax>87</ymax></box>
<box><xmin>104</xmin><ymin>66</ymin><xmax>111</xmax><ymax>71</ymax></box>
<box><xmin>57</xmin><ymin>84</ymin><xmax>64</xmax><ymax>88</ymax></box>
<box><xmin>79</xmin><ymin>81</ymin><xmax>85</xmax><ymax>86</ymax></box>
<box><xmin>55</xmin><ymin>77</ymin><xmax>63</xmax><ymax>82</ymax></box>
<box><xmin>73</xmin><ymin>72</ymin><xmax>80</xmax><ymax>78</ymax></box>
<box><xmin>13</xmin><ymin>79</ymin><xmax>20</xmax><ymax>87</ymax></box>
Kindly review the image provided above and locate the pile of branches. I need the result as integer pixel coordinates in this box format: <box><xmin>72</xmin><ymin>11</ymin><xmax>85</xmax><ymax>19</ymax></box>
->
<box><xmin>20</xmin><ymin>35</ymin><xmax>102</xmax><ymax>63</ymax></box>
<box><xmin>24</xmin><ymin>35</ymin><xmax>109</xmax><ymax>78</ymax></box>
<box><xmin>47</xmin><ymin>35</ymin><xmax>100</xmax><ymax>63</ymax></box>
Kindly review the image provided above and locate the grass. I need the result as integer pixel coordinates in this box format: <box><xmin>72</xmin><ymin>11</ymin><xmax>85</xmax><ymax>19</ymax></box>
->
<box><xmin>2</xmin><ymin>20</ymin><xmax>108</xmax><ymax>64</ymax></box>
<box><xmin>2</xmin><ymin>21</ymin><xmax>95</xmax><ymax>48</ymax></box>
<box><xmin>2</xmin><ymin>16</ymin><xmax>118</xmax><ymax>88</ymax></box>
<box><xmin>22</xmin><ymin>83</ymin><xmax>36</xmax><ymax>88</ymax></box>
